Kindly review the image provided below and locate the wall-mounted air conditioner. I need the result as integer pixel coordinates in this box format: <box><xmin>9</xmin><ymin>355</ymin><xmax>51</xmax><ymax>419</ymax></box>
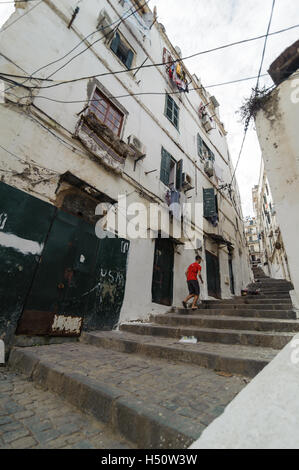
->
<box><xmin>182</xmin><ymin>173</ymin><xmax>193</xmax><ymax>190</ymax></box>
<box><xmin>97</xmin><ymin>9</ymin><xmax>114</xmax><ymax>37</ymax></box>
<box><xmin>127</xmin><ymin>135</ymin><xmax>147</xmax><ymax>159</ymax></box>
<box><xmin>202</xmin><ymin>114</ymin><xmax>213</xmax><ymax>132</ymax></box>
<box><xmin>204</xmin><ymin>160</ymin><xmax>214</xmax><ymax>177</ymax></box>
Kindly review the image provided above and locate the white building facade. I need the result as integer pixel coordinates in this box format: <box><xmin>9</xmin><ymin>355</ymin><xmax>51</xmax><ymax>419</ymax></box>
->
<box><xmin>0</xmin><ymin>0</ymin><xmax>251</xmax><ymax>348</ymax></box>
<box><xmin>253</xmin><ymin>161</ymin><xmax>291</xmax><ymax>281</ymax></box>
<box><xmin>244</xmin><ymin>215</ymin><xmax>262</xmax><ymax>267</ymax></box>
<box><xmin>255</xmin><ymin>39</ymin><xmax>299</xmax><ymax>306</ymax></box>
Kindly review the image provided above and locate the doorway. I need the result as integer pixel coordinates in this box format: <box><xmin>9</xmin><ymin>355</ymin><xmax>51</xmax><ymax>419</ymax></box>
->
<box><xmin>205</xmin><ymin>250</ymin><xmax>221</xmax><ymax>299</ymax></box>
<box><xmin>152</xmin><ymin>238</ymin><xmax>174</xmax><ymax>306</ymax></box>
<box><xmin>17</xmin><ymin>189</ymin><xmax>129</xmax><ymax>336</ymax></box>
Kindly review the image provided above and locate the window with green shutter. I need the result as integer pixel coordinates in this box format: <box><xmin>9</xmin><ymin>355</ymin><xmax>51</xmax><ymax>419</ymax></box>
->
<box><xmin>197</xmin><ymin>136</ymin><xmax>213</xmax><ymax>160</ymax></box>
<box><xmin>165</xmin><ymin>95</ymin><xmax>179</xmax><ymax>130</ymax></box>
<box><xmin>203</xmin><ymin>188</ymin><xmax>218</xmax><ymax>218</ymax></box>
<box><xmin>110</xmin><ymin>32</ymin><xmax>134</xmax><ymax>69</ymax></box>
<box><xmin>208</xmin><ymin>150</ymin><xmax>215</xmax><ymax>162</ymax></box>
<box><xmin>160</xmin><ymin>148</ymin><xmax>171</xmax><ymax>186</ymax></box>
<box><xmin>160</xmin><ymin>148</ymin><xmax>183</xmax><ymax>190</ymax></box>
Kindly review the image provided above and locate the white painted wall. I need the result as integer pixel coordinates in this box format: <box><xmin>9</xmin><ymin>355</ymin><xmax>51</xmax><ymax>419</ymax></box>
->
<box><xmin>256</xmin><ymin>75</ymin><xmax>299</xmax><ymax>300</ymax></box>
<box><xmin>190</xmin><ymin>333</ymin><xmax>299</xmax><ymax>449</ymax></box>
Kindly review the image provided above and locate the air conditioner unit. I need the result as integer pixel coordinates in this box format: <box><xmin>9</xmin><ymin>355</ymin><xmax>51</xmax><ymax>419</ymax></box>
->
<box><xmin>202</xmin><ymin>114</ymin><xmax>213</xmax><ymax>132</ymax></box>
<box><xmin>182</xmin><ymin>173</ymin><xmax>193</xmax><ymax>190</ymax></box>
<box><xmin>127</xmin><ymin>135</ymin><xmax>147</xmax><ymax>159</ymax></box>
<box><xmin>210</xmin><ymin>96</ymin><xmax>220</xmax><ymax>108</ymax></box>
<box><xmin>204</xmin><ymin>160</ymin><xmax>214</xmax><ymax>177</ymax></box>
<box><xmin>97</xmin><ymin>9</ymin><xmax>114</xmax><ymax>36</ymax></box>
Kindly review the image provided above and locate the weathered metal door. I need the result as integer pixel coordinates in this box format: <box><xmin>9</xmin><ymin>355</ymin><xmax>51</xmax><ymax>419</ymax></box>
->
<box><xmin>152</xmin><ymin>238</ymin><xmax>174</xmax><ymax>306</ymax></box>
<box><xmin>84</xmin><ymin>237</ymin><xmax>130</xmax><ymax>331</ymax></box>
<box><xmin>17</xmin><ymin>209</ymin><xmax>100</xmax><ymax>336</ymax></box>
<box><xmin>206</xmin><ymin>250</ymin><xmax>221</xmax><ymax>299</ymax></box>
<box><xmin>17</xmin><ymin>210</ymin><xmax>130</xmax><ymax>335</ymax></box>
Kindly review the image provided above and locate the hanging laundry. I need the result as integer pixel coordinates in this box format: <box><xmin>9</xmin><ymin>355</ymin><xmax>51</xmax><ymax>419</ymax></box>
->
<box><xmin>176</xmin><ymin>63</ymin><xmax>182</xmax><ymax>78</ymax></box>
<box><xmin>165</xmin><ymin>190</ymin><xmax>171</xmax><ymax>206</ymax></box>
<box><xmin>169</xmin><ymin>190</ymin><xmax>181</xmax><ymax>220</ymax></box>
<box><xmin>166</xmin><ymin>60</ymin><xmax>189</xmax><ymax>93</ymax></box>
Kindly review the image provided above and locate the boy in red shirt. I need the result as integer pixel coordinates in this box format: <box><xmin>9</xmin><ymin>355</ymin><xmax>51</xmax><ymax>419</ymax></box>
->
<box><xmin>182</xmin><ymin>255</ymin><xmax>203</xmax><ymax>310</ymax></box>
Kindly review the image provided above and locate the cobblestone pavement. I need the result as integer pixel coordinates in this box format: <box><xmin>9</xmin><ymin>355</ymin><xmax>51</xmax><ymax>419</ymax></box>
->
<box><xmin>0</xmin><ymin>368</ymin><xmax>135</xmax><ymax>449</ymax></box>
<box><xmin>17</xmin><ymin>343</ymin><xmax>249</xmax><ymax>430</ymax></box>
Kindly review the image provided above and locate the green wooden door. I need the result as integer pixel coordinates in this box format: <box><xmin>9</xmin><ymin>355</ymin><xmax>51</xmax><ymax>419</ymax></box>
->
<box><xmin>206</xmin><ymin>250</ymin><xmax>221</xmax><ymax>299</ymax></box>
<box><xmin>152</xmin><ymin>238</ymin><xmax>174</xmax><ymax>306</ymax></box>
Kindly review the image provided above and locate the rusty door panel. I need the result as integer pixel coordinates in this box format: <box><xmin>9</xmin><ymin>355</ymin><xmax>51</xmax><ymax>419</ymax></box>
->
<box><xmin>17</xmin><ymin>310</ymin><xmax>83</xmax><ymax>337</ymax></box>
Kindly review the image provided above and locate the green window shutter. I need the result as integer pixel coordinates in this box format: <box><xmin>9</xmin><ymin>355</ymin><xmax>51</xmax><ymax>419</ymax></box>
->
<box><xmin>176</xmin><ymin>159</ymin><xmax>183</xmax><ymax>190</ymax></box>
<box><xmin>125</xmin><ymin>50</ymin><xmax>134</xmax><ymax>69</ymax></box>
<box><xmin>197</xmin><ymin>134</ymin><xmax>203</xmax><ymax>157</ymax></box>
<box><xmin>110</xmin><ymin>32</ymin><xmax>120</xmax><ymax>54</ymax></box>
<box><xmin>203</xmin><ymin>188</ymin><xmax>217</xmax><ymax>218</ymax></box>
<box><xmin>209</xmin><ymin>150</ymin><xmax>215</xmax><ymax>162</ymax></box>
<box><xmin>173</xmin><ymin>101</ymin><xmax>179</xmax><ymax>129</ymax></box>
<box><xmin>160</xmin><ymin>148</ymin><xmax>171</xmax><ymax>186</ymax></box>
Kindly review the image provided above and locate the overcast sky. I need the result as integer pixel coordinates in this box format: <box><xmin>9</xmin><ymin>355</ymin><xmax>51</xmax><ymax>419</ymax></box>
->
<box><xmin>1</xmin><ymin>0</ymin><xmax>298</xmax><ymax>216</ymax></box>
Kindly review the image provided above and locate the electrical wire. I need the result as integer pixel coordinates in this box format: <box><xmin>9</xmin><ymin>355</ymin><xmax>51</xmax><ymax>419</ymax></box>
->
<box><xmin>9</xmin><ymin>23</ymin><xmax>299</xmax><ymax>91</ymax></box>
<box><xmin>229</xmin><ymin>0</ymin><xmax>277</xmax><ymax>221</ymax></box>
<box><xmin>256</xmin><ymin>0</ymin><xmax>276</xmax><ymax>91</ymax></box>
<box><xmin>5</xmin><ymin>71</ymin><xmax>299</xmax><ymax>106</ymax></box>
<box><xmin>2</xmin><ymin>0</ymin><xmax>151</xmax><ymax>94</ymax></box>
<box><xmin>1</xmin><ymin>22</ymin><xmax>298</xmax><ymax>92</ymax></box>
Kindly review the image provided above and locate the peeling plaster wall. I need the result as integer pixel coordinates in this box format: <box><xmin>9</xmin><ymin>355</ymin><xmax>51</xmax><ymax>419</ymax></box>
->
<box><xmin>256</xmin><ymin>74</ymin><xmax>299</xmax><ymax>304</ymax></box>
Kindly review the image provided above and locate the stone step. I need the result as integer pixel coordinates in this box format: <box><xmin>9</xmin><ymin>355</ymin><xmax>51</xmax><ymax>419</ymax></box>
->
<box><xmin>257</xmin><ymin>288</ymin><xmax>292</xmax><ymax>293</ymax></box>
<box><xmin>189</xmin><ymin>304</ymin><xmax>295</xmax><ymax>312</ymax></box>
<box><xmin>81</xmin><ymin>331</ymin><xmax>277</xmax><ymax>378</ymax></box>
<box><xmin>152</xmin><ymin>314</ymin><xmax>299</xmax><ymax>333</ymax></box>
<box><xmin>252</xmin><ymin>297</ymin><xmax>291</xmax><ymax>301</ymax></box>
<box><xmin>8</xmin><ymin>343</ymin><xmax>247</xmax><ymax>449</ymax></box>
<box><xmin>176</xmin><ymin>308</ymin><xmax>296</xmax><ymax>319</ymax></box>
<box><xmin>199</xmin><ymin>298</ymin><xmax>293</xmax><ymax>305</ymax></box>
<box><xmin>120</xmin><ymin>323</ymin><xmax>295</xmax><ymax>350</ymax></box>
<box><xmin>253</xmin><ymin>280</ymin><xmax>292</xmax><ymax>284</ymax></box>
<box><xmin>174</xmin><ymin>308</ymin><xmax>296</xmax><ymax>319</ymax></box>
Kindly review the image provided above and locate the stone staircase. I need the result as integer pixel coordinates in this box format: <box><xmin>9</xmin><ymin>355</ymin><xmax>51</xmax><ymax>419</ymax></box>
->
<box><xmin>8</xmin><ymin>270</ymin><xmax>298</xmax><ymax>449</ymax></box>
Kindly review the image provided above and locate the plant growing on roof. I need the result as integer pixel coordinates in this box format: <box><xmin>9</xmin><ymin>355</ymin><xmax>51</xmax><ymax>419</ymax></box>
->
<box><xmin>239</xmin><ymin>86</ymin><xmax>273</xmax><ymax>125</ymax></box>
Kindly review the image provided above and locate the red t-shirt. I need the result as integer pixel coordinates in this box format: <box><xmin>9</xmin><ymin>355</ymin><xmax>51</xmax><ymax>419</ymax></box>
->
<box><xmin>187</xmin><ymin>262</ymin><xmax>202</xmax><ymax>281</ymax></box>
